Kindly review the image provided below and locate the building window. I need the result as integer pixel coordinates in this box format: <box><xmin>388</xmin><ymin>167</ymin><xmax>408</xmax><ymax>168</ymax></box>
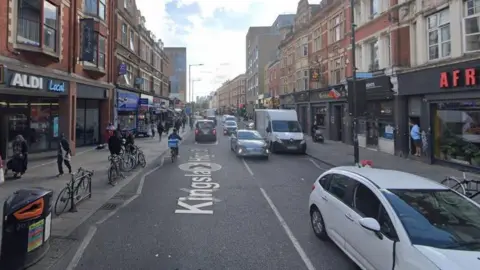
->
<box><xmin>434</xmin><ymin>101</ymin><xmax>480</xmax><ymax>166</ymax></box>
<box><xmin>384</xmin><ymin>35</ymin><xmax>391</xmax><ymax>66</ymax></box>
<box><xmin>369</xmin><ymin>39</ymin><xmax>379</xmax><ymax>71</ymax></box>
<box><xmin>16</xmin><ymin>0</ymin><xmax>59</xmax><ymax>52</ymax></box>
<box><xmin>121</xmin><ymin>23</ymin><xmax>127</xmax><ymax>45</ymax></box>
<box><xmin>124</xmin><ymin>0</ymin><xmax>128</xmax><ymax>9</ymax></box>
<box><xmin>464</xmin><ymin>0</ymin><xmax>480</xmax><ymax>52</ymax></box>
<box><xmin>129</xmin><ymin>29</ymin><xmax>135</xmax><ymax>51</ymax></box>
<box><xmin>85</xmin><ymin>0</ymin><xmax>106</xmax><ymax>20</ymax></box>
<box><xmin>330</xmin><ymin>57</ymin><xmax>344</xmax><ymax>84</ymax></box>
<box><xmin>303</xmin><ymin>70</ymin><xmax>309</xmax><ymax>90</ymax></box>
<box><xmin>314</xmin><ymin>28</ymin><xmax>321</xmax><ymax>51</ymax></box>
<box><xmin>370</xmin><ymin>0</ymin><xmax>379</xmax><ymax>17</ymax></box>
<box><xmin>84</xmin><ymin>34</ymin><xmax>106</xmax><ymax>68</ymax></box>
<box><xmin>125</xmin><ymin>62</ymin><xmax>133</xmax><ymax>85</ymax></box>
<box><xmin>330</xmin><ymin>15</ymin><xmax>341</xmax><ymax>43</ymax></box>
<box><xmin>427</xmin><ymin>9</ymin><xmax>451</xmax><ymax>60</ymax></box>
<box><xmin>141</xmin><ymin>72</ymin><xmax>151</xmax><ymax>91</ymax></box>
<box><xmin>303</xmin><ymin>44</ymin><xmax>308</xmax><ymax>56</ymax></box>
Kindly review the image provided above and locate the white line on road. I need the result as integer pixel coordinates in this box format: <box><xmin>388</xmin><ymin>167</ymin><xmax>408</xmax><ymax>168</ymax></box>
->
<box><xmin>259</xmin><ymin>188</ymin><xmax>316</xmax><ymax>270</ymax></box>
<box><xmin>66</xmin><ymin>226</ymin><xmax>97</xmax><ymax>270</ymax></box>
<box><xmin>309</xmin><ymin>158</ymin><xmax>327</xmax><ymax>171</ymax></box>
<box><xmin>242</xmin><ymin>159</ymin><xmax>254</xmax><ymax>176</ymax></box>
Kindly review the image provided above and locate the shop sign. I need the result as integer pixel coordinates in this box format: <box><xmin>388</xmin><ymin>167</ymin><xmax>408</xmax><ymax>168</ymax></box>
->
<box><xmin>47</xmin><ymin>80</ymin><xmax>65</xmax><ymax>93</ymax></box>
<box><xmin>117</xmin><ymin>89</ymin><xmax>139</xmax><ymax>111</ymax></box>
<box><xmin>294</xmin><ymin>91</ymin><xmax>310</xmax><ymax>103</ymax></box>
<box><xmin>10</xmin><ymin>73</ymin><xmax>43</xmax><ymax>89</ymax></box>
<box><xmin>439</xmin><ymin>68</ymin><xmax>477</xmax><ymax>88</ymax></box>
<box><xmin>118</xmin><ymin>63</ymin><xmax>127</xmax><ymax>76</ymax></box>
<box><xmin>311</xmin><ymin>86</ymin><xmax>347</xmax><ymax>102</ymax></box>
<box><xmin>310</xmin><ymin>69</ymin><xmax>320</xmax><ymax>82</ymax></box>
<box><xmin>280</xmin><ymin>94</ymin><xmax>294</xmax><ymax>105</ymax></box>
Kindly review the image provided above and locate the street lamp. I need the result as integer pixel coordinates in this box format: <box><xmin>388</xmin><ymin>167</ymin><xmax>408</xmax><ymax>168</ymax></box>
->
<box><xmin>350</xmin><ymin>0</ymin><xmax>359</xmax><ymax>164</ymax></box>
<box><xmin>189</xmin><ymin>63</ymin><xmax>203</xmax><ymax>103</ymax></box>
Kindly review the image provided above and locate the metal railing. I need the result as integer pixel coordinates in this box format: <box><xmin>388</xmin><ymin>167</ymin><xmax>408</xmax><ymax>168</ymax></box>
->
<box><xmin>54</xmin><ymin>167</ymin><xmax>94</xmax><ymax>216</ymax></box>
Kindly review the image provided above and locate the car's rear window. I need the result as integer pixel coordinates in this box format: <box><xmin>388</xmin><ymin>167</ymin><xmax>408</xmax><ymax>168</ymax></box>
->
<box><xmin>225</xmin><ymin>121</ymin><xmax>237</xmax><ymax>126</ymax></box>
<box><xmin>197</xmin><ymin>122</ymin><xmax>214</xmax><ymax>129</ymax></box>
<box><xmin>225</xmin><ymin>117</ymin><xmax>236</xmax><ymax>122</ymax></box>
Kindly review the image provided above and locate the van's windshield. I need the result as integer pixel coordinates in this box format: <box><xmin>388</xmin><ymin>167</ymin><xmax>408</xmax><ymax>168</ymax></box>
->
<box><xmin>271</xmin><ymin>120</ymin><xmax>302</xmax><ymax>132</ymax></box>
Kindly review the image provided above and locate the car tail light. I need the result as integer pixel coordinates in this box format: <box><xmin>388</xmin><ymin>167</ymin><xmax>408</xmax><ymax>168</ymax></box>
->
<box><xmin>212</xmin><ymin>129</ymin><xmax>216</xmax><ymax>135</ymax></box>
<box><xmin>195</xmin><ymin>129</ymin><xmax>199</xmax><ymax>135</ymax></box>
<box><xmin>312</xmin><ymin>184</ymin><xmax>316</xmax><ymax>191</ymax></box>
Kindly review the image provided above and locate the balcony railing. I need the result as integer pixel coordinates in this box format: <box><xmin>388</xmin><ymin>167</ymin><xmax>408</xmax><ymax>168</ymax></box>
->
<box><xmin>17</xmin><ymin>17</ymin><xmax>40</xmax><ymax>47</ymax></box>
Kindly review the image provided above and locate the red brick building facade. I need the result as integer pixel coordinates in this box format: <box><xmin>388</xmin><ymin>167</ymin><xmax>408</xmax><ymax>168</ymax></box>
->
<box><xmin>0</xmin><ymin>0</ymin><xmax>114</xmax><ymax>158</ymax></box>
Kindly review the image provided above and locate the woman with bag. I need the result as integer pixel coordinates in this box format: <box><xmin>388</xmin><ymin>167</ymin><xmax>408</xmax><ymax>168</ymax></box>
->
<box><xmin>7</xmin><ymin>135</ymin><xmax>29</xmax><ymax>178</ymax></box>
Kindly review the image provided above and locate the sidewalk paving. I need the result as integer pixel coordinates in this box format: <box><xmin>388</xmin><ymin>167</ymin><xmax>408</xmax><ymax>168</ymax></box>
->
<box><xmin>304</xmin><ymin>135</ymin><xmax>473</xmax><ymax>181</ymax></box>
<box><xmin>0</xmin><ymin>129</ymin><xmax>189</xmax><ymax>241</ymax></box>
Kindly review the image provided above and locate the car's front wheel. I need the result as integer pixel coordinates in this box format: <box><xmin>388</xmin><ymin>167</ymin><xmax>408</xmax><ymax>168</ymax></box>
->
<box><xmin>310</xmin><ymin>206</ymin><xmax>328</xmax><ymax>240</ymax></box>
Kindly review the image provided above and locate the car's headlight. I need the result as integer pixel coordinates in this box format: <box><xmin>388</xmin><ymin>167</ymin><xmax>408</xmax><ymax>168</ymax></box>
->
<box><xmin>300</xmin><ymin>140</ymin><xmax>306</xmax><ymax>144</ymax></box>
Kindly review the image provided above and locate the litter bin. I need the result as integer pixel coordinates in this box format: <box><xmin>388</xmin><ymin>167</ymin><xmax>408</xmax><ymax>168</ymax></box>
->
<box><xmin>0</xmin><ymin>188</ymin><xmax>53</xmax><ymax>270</ymax></box>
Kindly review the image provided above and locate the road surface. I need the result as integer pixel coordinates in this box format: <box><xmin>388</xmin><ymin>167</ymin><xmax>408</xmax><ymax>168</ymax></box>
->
<box><xmin>73</xmin><ymin>124</ymin><xmax>357</xmax><ymax>270</ymax></box>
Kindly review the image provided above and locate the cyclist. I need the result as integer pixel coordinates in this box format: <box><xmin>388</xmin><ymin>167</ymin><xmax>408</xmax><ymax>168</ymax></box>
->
<box><xmin>108</xmin><ymin>131</ymin><xmax>122</xmax><ymax>156</ymax></box>
<box><xmin>189</xmin><ymin>116</ymin><xmax>194</xmax><ymax>130</ymax></box>
<box><xmin>168</xmin><ymin>128</ymin><xmax>183</xmax><ymax>155</ymax></box>
<box><xmin>124</xmin><ymin>130</ymin><xmax>135</xmax><ymax>153</ymax></box>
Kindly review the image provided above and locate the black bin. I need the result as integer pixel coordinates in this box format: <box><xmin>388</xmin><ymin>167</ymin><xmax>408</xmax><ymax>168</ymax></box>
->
<box><xmin>0</xmin><ymin>188</ymin><xmax>53</xmax><ymax>270</ymax></box>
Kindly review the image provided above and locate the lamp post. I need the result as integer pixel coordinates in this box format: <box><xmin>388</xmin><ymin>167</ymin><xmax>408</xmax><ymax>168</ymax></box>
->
<box><xmin>350</xmin><ymin>0</ymin><xmax>359</xmax><ymax>164</ymax></box>
<box><xmin>189</xmin><ymin>63</ymin><xmax>203</xmax><ymax>112</ymax></box>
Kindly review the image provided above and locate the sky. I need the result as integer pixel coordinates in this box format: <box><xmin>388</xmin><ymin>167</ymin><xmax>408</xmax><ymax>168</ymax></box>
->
<box><xmin>135</xmin><ymin>0</ymin><xmax>321</xmax><ymax>101</ymax></box>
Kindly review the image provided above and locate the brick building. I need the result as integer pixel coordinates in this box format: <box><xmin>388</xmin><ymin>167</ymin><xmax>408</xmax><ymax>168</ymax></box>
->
<box><xmin>112</xmin><ymin>0</ymin><xmax>170</xmax><ymax>136</ymax></box>
<box><xmin>266</xmin><ymin>60</ymin><xmax>280</xmax><ymax>108</ymax></box>
<box><xmin>0</xmin><ymin>0</ymin><xmax>115</xmax><ymax>158</ymax></box>
<box><xmin>229</xmin><ymin>74</ymin><xmax>246</xmax><ymax>107</ymax></box>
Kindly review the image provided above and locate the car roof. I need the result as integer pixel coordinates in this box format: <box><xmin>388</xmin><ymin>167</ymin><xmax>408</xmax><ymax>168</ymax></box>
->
<box><xmin>330</xmin><ymin>166</ymin><xmax>448</xmax><ymax>190</ymax></box>
<box><xmin>197</xmin><ymin>119</ymin><xmax>214</xmax><ymax>123</ymax></box>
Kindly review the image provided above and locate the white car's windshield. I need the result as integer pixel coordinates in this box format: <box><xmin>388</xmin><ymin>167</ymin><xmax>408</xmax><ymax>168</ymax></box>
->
<box><xmin>271</xmin><ymin>120</ymin><xmax>302</xmax><ymax>132</ymax></box>
<box><xmin>225</xmin><ymin>117</ymin><xmax>235</xmax><ymax>122</ymax></box>
<box><xmin>383</xmin><ymin>189</ymin><xmax>480</xmax><ymax>251</ymax></box>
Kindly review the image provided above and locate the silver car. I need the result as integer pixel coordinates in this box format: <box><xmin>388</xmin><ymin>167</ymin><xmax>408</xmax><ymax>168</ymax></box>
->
<box><xmin>230</xmin><ymin>130</ymin><xmax>269</xmax><ymax>159</ymax></box>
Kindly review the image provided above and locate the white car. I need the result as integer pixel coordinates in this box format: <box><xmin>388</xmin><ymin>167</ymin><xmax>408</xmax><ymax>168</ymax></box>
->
<box><xmin>308</xmin><ymin>166</ymin><xmax>480</xmax><ymax>270</ymax></box>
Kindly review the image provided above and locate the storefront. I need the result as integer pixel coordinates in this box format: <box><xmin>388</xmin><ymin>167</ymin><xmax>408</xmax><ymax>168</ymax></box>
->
<box><xmin>309</xmin><ymin>84</ymin><xmax>349</xmax><ymax>142</ymax></box>
<box><xmin>356</xmin><ymin>76</ymin><xmax>395</xmax><ymax>154</ymax></box>
<box><xmin>294</xmin><ymin>92</ymin><xmax>310</xmax><ymax>133</ymax></box>
<box><xmin>76</xmin><ymin>84</ymin><xmax>110</xmax><ymax>146</ymax></box>
<box><xmin>279</xmin><ymin>94</ymin><xmax>295</xmax><ymax>110</ymax></box>
<box><xmin>116</xmin><ymin>89</ymin><xmax>139</xmax><ymax>132</ymax></box>
<box><xmin>397</xmin><ymin>59</ymin><xmax>480</xmax><ymax>169</ymax></box>
<box><xmin>0</xmin><ymin>69</ymin><xmax>69</xmax><ymax>158</ymax></box>
<box><xmin>137</xmin><ymin>94</ymin><xmax>153</xmax><ymax>136</ymax></box>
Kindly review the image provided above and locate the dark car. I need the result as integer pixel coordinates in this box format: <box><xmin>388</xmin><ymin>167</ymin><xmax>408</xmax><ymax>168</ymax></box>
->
<box><xmin>223</xmin><ymin>120</ymin><xmax>238</xmax><ymax>135</ymax></box>
<box><xmin>195</xmin><ymin>120</ymin><xmax>216</xmax><ymax>142</ymax></box>
<box><xmin>230</xmin><ymin>130</ymin><xmax>269</xmax><ymax>159</ymax></box>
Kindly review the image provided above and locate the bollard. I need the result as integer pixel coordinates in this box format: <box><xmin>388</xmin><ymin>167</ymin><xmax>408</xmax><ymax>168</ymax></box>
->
<box><xmin>0</xmin><ymin>188</ymin><xmax>53</xmax><ymax>270</ymax></box>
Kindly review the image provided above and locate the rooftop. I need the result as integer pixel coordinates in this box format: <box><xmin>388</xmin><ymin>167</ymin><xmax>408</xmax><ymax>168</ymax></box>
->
<box><xmin>331</xmin><ymin>166</ymin><xmax>448</xmax><ymax>190</ymax></box>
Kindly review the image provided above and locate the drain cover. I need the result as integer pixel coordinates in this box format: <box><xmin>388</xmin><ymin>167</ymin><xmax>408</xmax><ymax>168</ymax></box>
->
<box><xmin>100</xmin><ymin>203</ymin><xmax>118</xmax><ymax>210</ymax></box>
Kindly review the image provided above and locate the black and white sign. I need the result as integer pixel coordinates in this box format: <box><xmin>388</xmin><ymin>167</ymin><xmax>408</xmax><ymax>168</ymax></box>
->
<box><xmin>10</xmin><ymin>73</ymin><xmax>43</xmax><ymax>89</ymax></box>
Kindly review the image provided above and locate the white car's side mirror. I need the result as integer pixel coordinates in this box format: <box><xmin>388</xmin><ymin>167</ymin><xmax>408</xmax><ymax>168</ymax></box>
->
<box><xmin>359</xmin><ymin>217</ymin><xmax>381</xmax><ymax>232</ymax></box>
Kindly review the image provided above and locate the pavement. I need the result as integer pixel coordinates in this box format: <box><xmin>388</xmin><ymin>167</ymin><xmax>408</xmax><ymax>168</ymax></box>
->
<box><xmin>0</xmin><ymin>129</ymin><xmax>190</xmax><ymax>243</ymax></box>
<box><xmin>58</xmin><ymin>121</ymin><xmax>357</xmax><ymax>270</ymax></box>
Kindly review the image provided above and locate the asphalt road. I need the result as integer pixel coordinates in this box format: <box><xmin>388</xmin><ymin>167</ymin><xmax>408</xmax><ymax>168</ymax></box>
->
<box><xmin>73</xmin><ymin>124</ymin><xmax>357</xmax><ymax>270</ymax></box>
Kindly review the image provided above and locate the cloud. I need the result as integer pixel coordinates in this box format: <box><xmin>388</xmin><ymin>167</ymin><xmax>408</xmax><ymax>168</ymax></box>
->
<box><xmin>136</xmin><ymin>0</ymin><xmax>322</xmax><ymax>99</ymax></box>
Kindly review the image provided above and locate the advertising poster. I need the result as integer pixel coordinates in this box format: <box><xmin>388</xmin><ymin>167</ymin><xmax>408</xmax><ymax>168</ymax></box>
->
<box><xmin>27</xmin><ymin>219</ymin><xmax>44</xmax><ymax>252</ymax></box>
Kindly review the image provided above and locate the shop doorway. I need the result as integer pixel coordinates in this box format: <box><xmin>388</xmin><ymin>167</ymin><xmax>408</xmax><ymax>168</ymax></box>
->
<box><xmin>333</xmin><ymin>105</ymin><xmax>343</xmax><ymax>141</ymax></box>
<box><xmin>366</xmin><ymin>120</ymin><xmax>379</xmax><ymax>148</ymax></box>
<box><xmin>0</xmin><ymin>109</ymin><xmax>29</xmax><ymax>160</ymax></box>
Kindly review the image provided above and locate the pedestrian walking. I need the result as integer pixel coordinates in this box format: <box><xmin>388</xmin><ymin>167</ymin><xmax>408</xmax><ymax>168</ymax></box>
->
<box><xmin>151</xmin><ymin>122</ymin><xmax>156</xmax><ymax>138</ymax></box>
<box><xmin>7</xmin><ymin>135</ymin><xmax>28</xmax><ymax>178</ymax></box>
<box><xmin>182</xmin><ymin>117</ymin><xmax>187</xmax><ymax>132</ymax></box>
<box><xmin>57</xmin><ymin>133</ymin><xmax>72</xmax><ymax>177</ymax></box>
<box><xmin>157</xmin><ymin>121</ymin><xmax>164</xmax><ymax>142</ymax></box>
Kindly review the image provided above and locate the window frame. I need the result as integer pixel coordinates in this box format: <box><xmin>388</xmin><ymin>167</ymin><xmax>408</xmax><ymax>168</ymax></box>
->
<box><xmin>84</xmin><ymin>0</ymin><xmax>106</xmax><ymax>21</ymax></box>
<box><xmin>326</xmin><ymin>173</ymin><xmax>356</xmax><ymax>204</ymax></box>
<box><xmin>463</xmin><ymin>0</ymin><xmax>480</xmax><ymax>53</ymax></box>
<box><xmin>83</xmin><ymin>33</ymin><xmax>106</xmax><ymax>69</ymax></box>
<box><xmin>427</xmin><ymin>9</ymin><xmax>451</xmax><ymax>60</ymax></box>
<box><xmin>16</xmin><ymin>0</ymin><xmax>60</xmax><ymax>53</ymax></box>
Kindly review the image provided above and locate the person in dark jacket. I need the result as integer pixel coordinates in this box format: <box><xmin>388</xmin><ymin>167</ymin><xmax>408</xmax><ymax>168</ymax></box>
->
<box><xmin>125</xmin><ymin>131</ymin><xmax>135</xmax><ymax>152</ymax></box>
<box><xmin>174</xmin><ymin>119</ymin><xmax>182</xmax><ymax>132</ymax></box>
<box><xmin>157</xmin><ymin>122</ymin><xmax>164</xmax><ymax>142</ymax></box>
<box><xmin>9</xmin><ymin>135</ymin><xmax>28</xmax><ymax>178</ymax></box>
<box><xmin>108</xmin><ymin>131</ymin><xmax>122</xmax><ymax>155</ymax></box>
<box><xmin>57</xmin><ymin>133</ymin><xmax>72</xmax><ymax>177</ymax></box>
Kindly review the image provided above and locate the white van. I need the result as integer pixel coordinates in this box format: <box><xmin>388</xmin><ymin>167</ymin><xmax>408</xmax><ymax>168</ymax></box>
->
<box><xmin>254</xmin><ymin>109</ymin><xmax>306</xmax><ymax>154</ymax></box>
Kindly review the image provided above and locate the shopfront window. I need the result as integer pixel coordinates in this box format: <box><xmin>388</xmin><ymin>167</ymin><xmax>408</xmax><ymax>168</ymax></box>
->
<box><xmin>76</xmin><ymin>99</ymin><xmax>100</xmax><ymax>146</ymax></box>
<box><xmin>434</xmin><ymin>101</ymin><xmax>480</xmax><ymax>166</ymax></box>
<box><xmin>118</xmin><ymin>112</ymin><xmax>137</xmax><ymax>131</ymax></box>
<box><xmin>29</xmin><ymin>100</ymin><xmax>51</xmax><ymax>152</ymax></box>
<box><xmin>313</xmin><ymin>106</ymin><xmax>327</xmax><ymax>127</ymax></box>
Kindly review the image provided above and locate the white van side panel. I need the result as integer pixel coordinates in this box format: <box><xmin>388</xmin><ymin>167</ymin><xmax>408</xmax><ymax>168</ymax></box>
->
<box><xmin>254</xmin><ymin>111</ymin><xmax>267</xmax><ymax>137</ymax></box>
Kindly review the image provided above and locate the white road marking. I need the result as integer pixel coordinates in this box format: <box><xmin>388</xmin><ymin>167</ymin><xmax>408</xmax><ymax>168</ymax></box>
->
<box><xmin>66</xmin><ymin>226</ymin><xmax>97</xmax><ymax>270</ymax></box>
<box><xmin>259</xmin><ymin>188</ymin><xmax>316</xmax><ymax>270</ymax></box>
<box><xmin>309</xmin><ymin>158</ymin><xmax>328</xmax><ymax>171</ymax></box>
<box><xmin>242</xmin><ymin>159</ymin><xmax>254</xmax><ymax>176</ymax></box>
<box><xmin>179</xmin><ymin>188</ymin><xmax>221</xmax><ymax>202</ymax></box>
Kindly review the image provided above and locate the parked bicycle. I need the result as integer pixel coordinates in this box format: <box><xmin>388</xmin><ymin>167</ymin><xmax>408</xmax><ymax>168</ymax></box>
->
<box><xmin>54</xmin><ymin>167</ymin><xmax>94</xmax><ymax>216</ymax></box>
<box><xmin>441</xmin><ymin>168</ymin><xmax>480</xmax><ymax>200</ymax></box>
<box><xmin>131</xmin><ymin>145</ymin><xmax>147</xmax><ymax>168</ymax></box>
<box><xmin>108</xmin><ymin>154</ymin><xmax>124</xmax><ymax>186</ymax></box>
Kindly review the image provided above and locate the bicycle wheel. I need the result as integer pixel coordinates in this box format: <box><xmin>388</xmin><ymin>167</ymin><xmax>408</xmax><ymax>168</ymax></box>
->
<box><xmin>138</xmin><ymin>153</ymin><xmax>146</xmax><ymax>168</ymax></box>
<box><xmin>55</xmin><ymin>187</ymin><xmax>71</xmax><ymax>216</ymax></box>
<box><xmin>171</xmin><ymin>150</ymin><xmax>176</xmax><ymax>163</ymax></box>
<box><xmin>108</xmin><ymin>166</ymin><xmax>117</xmax><ymax>186</ymax></box>
<box><xmin>441</xmin><ymin>177</ymin><xmax>466</xmax><ymax>194</ymax></box>
<box><xmin>121</xmin><ymin>155</ymin><xmax>133</xmax><ymax>171</ymax></box>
